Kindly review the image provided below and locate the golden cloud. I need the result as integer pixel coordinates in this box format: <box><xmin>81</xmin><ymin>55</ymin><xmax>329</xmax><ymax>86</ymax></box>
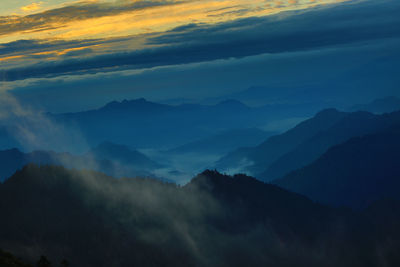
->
<box><xmin>20</xmin><ymin>2</ymin><xmax>43</xmax><ymax>12</ymax></box>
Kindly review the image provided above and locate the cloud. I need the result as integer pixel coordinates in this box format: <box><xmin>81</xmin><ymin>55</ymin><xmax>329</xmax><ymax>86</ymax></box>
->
<box><xmin>1</xmin><ymin>0</ymin><xmax>400</xmax><ymax>82</ymax></box>
<box><xmin>0</xmin><ymin>0</ymin><xmax>182</xmax><ymax>37</ymax></box>
<box><xmin>20</xmin><ymin>2</ymin><xmax>43</xmax><ymax>13</ymax></box>
<box><xmin>0</xmin><ymin>90</ymin><xmax>89</xmax><ymax>152</ymax></box>
<box><xmin>7</xmin><ymin>36</ymin><xmax>400</xmax><ymax>114</ymax></box>
<box><xmin>0</xmin><ymin>0</ymin><xmax>346</xmax><ymax>42</ymax></box>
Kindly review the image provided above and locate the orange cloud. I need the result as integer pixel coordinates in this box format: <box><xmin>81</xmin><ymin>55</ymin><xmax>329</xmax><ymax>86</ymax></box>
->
<box><xmin>20</xmin><ymin>2</ymin><xmax>43</xmax><ymax>12</ymax></box>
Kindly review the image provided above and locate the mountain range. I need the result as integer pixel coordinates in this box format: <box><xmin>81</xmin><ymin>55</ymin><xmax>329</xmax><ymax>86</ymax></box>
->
<box><xmin>0</xmin><ymin>142</ymin><xmax>163</xmax><ymax>182</ymax></box>
<box><xmin>273</xmin><ymin>125</ymin><xmax>400</xmax><ymax>209</ymax></box>
<box><xmin>216</xmin><ymin>108</ymin><xmax>400</xmax><ymax>181</ymax></box>
<box><xmin>49</xmin><ymin>98</ymin><xmax>278</xmax><ymax>151</ymax></box>
<box><xmin>1</xmin><ymin>165</ymin><xmax>399</xmax><ymax>266</ymax></box>
<box><xmin>348</xmin><ymin>96</ymin><xmax>400</xmax><ymax>114</ymax></box>
<box><xmin>1</xmin><ymin>96</ymin><xmax>400</xmax><ymax>266</ymax></box>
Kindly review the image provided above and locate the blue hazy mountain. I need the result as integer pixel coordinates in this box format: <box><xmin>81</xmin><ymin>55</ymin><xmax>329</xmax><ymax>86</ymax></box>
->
<box><xmin>50</xmin><ymin>98</ymin><xmax>323</xmax><ymax>151</ymax></box>
<box><xmin>1</xmin><ymin>165</ymin><xmax>399</xmax><ymax>266</ymax></box>
<box><xmin>217</xmin><ymin>109</ymin><xmax>400</xmax><ymax>181</ymax></box>
<box><xmin>216</xmin><ymin>109</ymin><xmax>347</xmax><ymax>174</ymax></box>
<box><xmin>0</xmin><ymin>142</ymin><xmax>163</xmax><ymax>182</ymax></box>
<box><xmin>169</xmin><ymin>128</ymin><xmax>275</xmax><ymax>155</ymax></box>
<box><xmin>204</xmin><ymin>85</ymin><xmax>339</xmax><ymax>109</ymax></box>
<box><xmin>348</xmin><ymin>96</ymin><xmax>400</xmax><ymax>114</ymax></box>
<box><xmin>258</xmin><ymin>109</ymin><xmax>400</xmax><ymax>181</ymax></box>
<box><xmin>273</xmin><ymin>126</ymin><xmax>400</xmax><ymax>209</ymax></box>
<box><xmin>87</xmin><ymin>141</ymin><xmax>161</xmax><ymax>168</ymax></box>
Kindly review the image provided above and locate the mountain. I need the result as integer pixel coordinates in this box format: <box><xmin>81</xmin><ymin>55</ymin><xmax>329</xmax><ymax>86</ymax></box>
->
<box><xmin>273</xmin><ymin>126</ymin><xmax>400</xmax><ymax>209</ymax></box>
<box><xmin>258</xmin><ymin>110</ymin><xmax>400</xmax><ymax>181</ymax></box>
<box><xmin>0</xmin><ymin>143</ymin><xmax>163</xmax><ymax>182</ymax></box>
<box><xmin>169</xmin><ymin>128</ymin><xmax>275</xmax><ymax>155</ymax></box>
<box><xmin>349</xmin><ymin>96</ymin><xmax>400</xmax><ymax>114</ymax></box>
<box><xmin>50</xmin><ymin>98</ymin><xmax>277</xmax><ymax>150</ymax></box>
<box><xmin>216</xmin><ymin>108</ymin><xmax>347</xmax><ymax>174</ymax></box>
<box><xmin>217</xmin><ymin>109</ymin><xmax>400</xmax><ymax>181</ymax></box>
<box><xmin>48</xmin><ymin>98</ymin><xmax>333</xmax><ymax>152</ymax></box>
<box><xmin>0</xmin><ymin>249</ymin><xmax>32</xmax><ymax>267</ymax></box>
<box><xmin>87</xmin><ymin>141</ymin><xmax>161</xmax><ymax>169</ymax></box>
<box><xmin>204</xmin><ymin>85</ymin><xmax>338</xmax><ymax>110</ymax></box>
<box><xmin>1</xmin><ymin>165</ymin><xmax>399</xmax><ymax>266</ymax></box>
<box><xmin>0</xmin><ymin>148</ymin><xmax>77</xmax><ymax>182</ymax></box>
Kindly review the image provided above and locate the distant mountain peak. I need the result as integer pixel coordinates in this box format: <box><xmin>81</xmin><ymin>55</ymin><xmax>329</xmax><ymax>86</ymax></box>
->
<box><xmin>314</xmin><ymin>108</ymin><xmax>341</xmax><ymax>117</ymax></box>
<box><xmin>99</xmin><ymin>98</ymin><xmax>169</xmax><ymax>112</ymax></box>
<box><xmin>217</xmin><ymin>99</ymin><xmax>248</xmax><ymax>107</ymax></box>
<box><xmin>104</xmin><ymin>98</ymin><xmax>148</xmax><ymax>107</ymax></box>
<box><xmin>186</xmin><ymin>169</ymin><xmax>262</xmax><ymax>193</ymax></box>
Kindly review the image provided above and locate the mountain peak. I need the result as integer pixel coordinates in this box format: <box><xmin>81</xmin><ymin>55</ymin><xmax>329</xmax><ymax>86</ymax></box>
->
<box><xmin>185</xmin><ymin>170</ymin><xmax>232</xmax><ymax>191</ymax></box>
<box><xmin>185</xmin><ymin>169</ymin><xmax>263</xmax><ymax>194</ymax></box>
<box><xmin>99</xmin><ymin>98</ymin><xmax>169</xmax><ymax>112</ymax></box>
<box><xmin>217</xmin><ymin>99</ymin><xmax>248</xmax><ymax>108</ymax></box>
<box><xmin>104</xmin><ymin>98</ymin><xmax>148</xmax><ymax>107</ymax></box>
<box><xmin>314</xmin><ymin>108</ymin><xmax>341</xmax><ymax>117</ymax></box>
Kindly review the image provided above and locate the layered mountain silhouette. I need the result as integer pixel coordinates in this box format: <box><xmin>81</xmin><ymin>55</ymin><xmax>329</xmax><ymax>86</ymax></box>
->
<box><xmin>87</xmin><ymin>141</ymin><xmax>161</xmax><ymax>169</ymax></box>
<box><xmin>1</xmin><ymin>165</ymin><xmax>399</xmax><ymax>266</ymax></box>
<box><xmin>49</xmin><ymin>98</ymin><xmax>311</xmax><ymax>151</ymax></box>
<box><xmin>273</xmin><ymin>125</ymin><xmax>400</xmax><ymax>209</ymax></box>
<box><xmin>217</xmin><ymin>109</ymin><xmax>400</xmax><ymax>182</ymax></box>
<box><xmin>204</xmin><ymin>85</ymin><xmax>338</xmax><ymax>111</ymax></box>
<box><xmin>258</xmin><ymin>109</ymin><xmax>400</xmax><ymax>181</ymax></box>
<box><xmin>348</xmin><ymin>96</ymin><xmax>400</xmax><ymax>114</ymax></box>
<box><xmin>0</xmin><ymin>142</ymin><xmax>163</xmax><ymax>182</ymax></box>
<box><xmin>216</xmin><ymin>108</ymin><xmax>348</xmax><ymax>174</ymax></box>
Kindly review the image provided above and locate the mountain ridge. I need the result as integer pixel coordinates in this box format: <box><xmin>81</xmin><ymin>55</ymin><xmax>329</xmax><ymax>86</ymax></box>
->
<box><xmin>0</xmin><ymin>164</ymin><xmax>399</xmax><ymax>266</ymax></box>
<box><xmin>273</xmin><ymin>126</ymin><xmax>400</xmax><ymax>209</ymax></box>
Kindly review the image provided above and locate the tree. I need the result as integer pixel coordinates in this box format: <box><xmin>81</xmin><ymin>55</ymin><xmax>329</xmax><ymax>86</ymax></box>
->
<box><xmin>37</xmin><ymin>256</ymin><xmax>51</xmax><ymax>267</ymax></box>
<box><xmin>60</xmin><ymin>259</ymin><xmax>69</xmax><ymax>267</ymax></box>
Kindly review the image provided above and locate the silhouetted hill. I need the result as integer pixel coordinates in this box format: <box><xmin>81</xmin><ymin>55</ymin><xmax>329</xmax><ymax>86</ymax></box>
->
<box><xmin>349</xmin><ymin>96</ymin><xmax>400</xmax><ymax>114</ymax></box>
<box><xmin>2</xmin><ymin>165</ymin><xmax>398</xmax><ymax>266</ymax></box>
<box><xmin>0</xmin><ymin>143</ymin><xmax>163</xmax><ymax>182</ymax></box>
<box><xmin>0</xmin><ymin>249</ymin><xmax>32</xmax><ymax>267</ymax></box>
<box><xmin>169</xmin><ymin>128</ymin><xmax>275</xmax><ymax>155</ymax></box>
<box><xmin>273</xmin><ymin>127</ymin><xmax>400</xmax><ymax>209</ymax></box>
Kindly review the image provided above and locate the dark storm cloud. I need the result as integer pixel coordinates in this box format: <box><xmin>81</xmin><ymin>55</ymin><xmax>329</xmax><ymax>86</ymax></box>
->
<box><xmin>1</xmin><ymin>0</ymin><xmax>400</xmax><ymax>82</ymax></box>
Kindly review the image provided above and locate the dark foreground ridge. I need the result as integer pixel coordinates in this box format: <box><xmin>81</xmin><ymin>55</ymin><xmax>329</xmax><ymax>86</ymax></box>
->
<box><xmin>0</xmin><ymin>165</ymin><xmax>399</xmax><ymax>266</ymax></box>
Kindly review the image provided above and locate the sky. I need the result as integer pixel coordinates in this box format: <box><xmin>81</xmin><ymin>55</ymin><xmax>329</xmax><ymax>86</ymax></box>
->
<box><xmin>1</xmin><ymin>0</ymin><xmax>400</xmax><ymax>112</ymax></box>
